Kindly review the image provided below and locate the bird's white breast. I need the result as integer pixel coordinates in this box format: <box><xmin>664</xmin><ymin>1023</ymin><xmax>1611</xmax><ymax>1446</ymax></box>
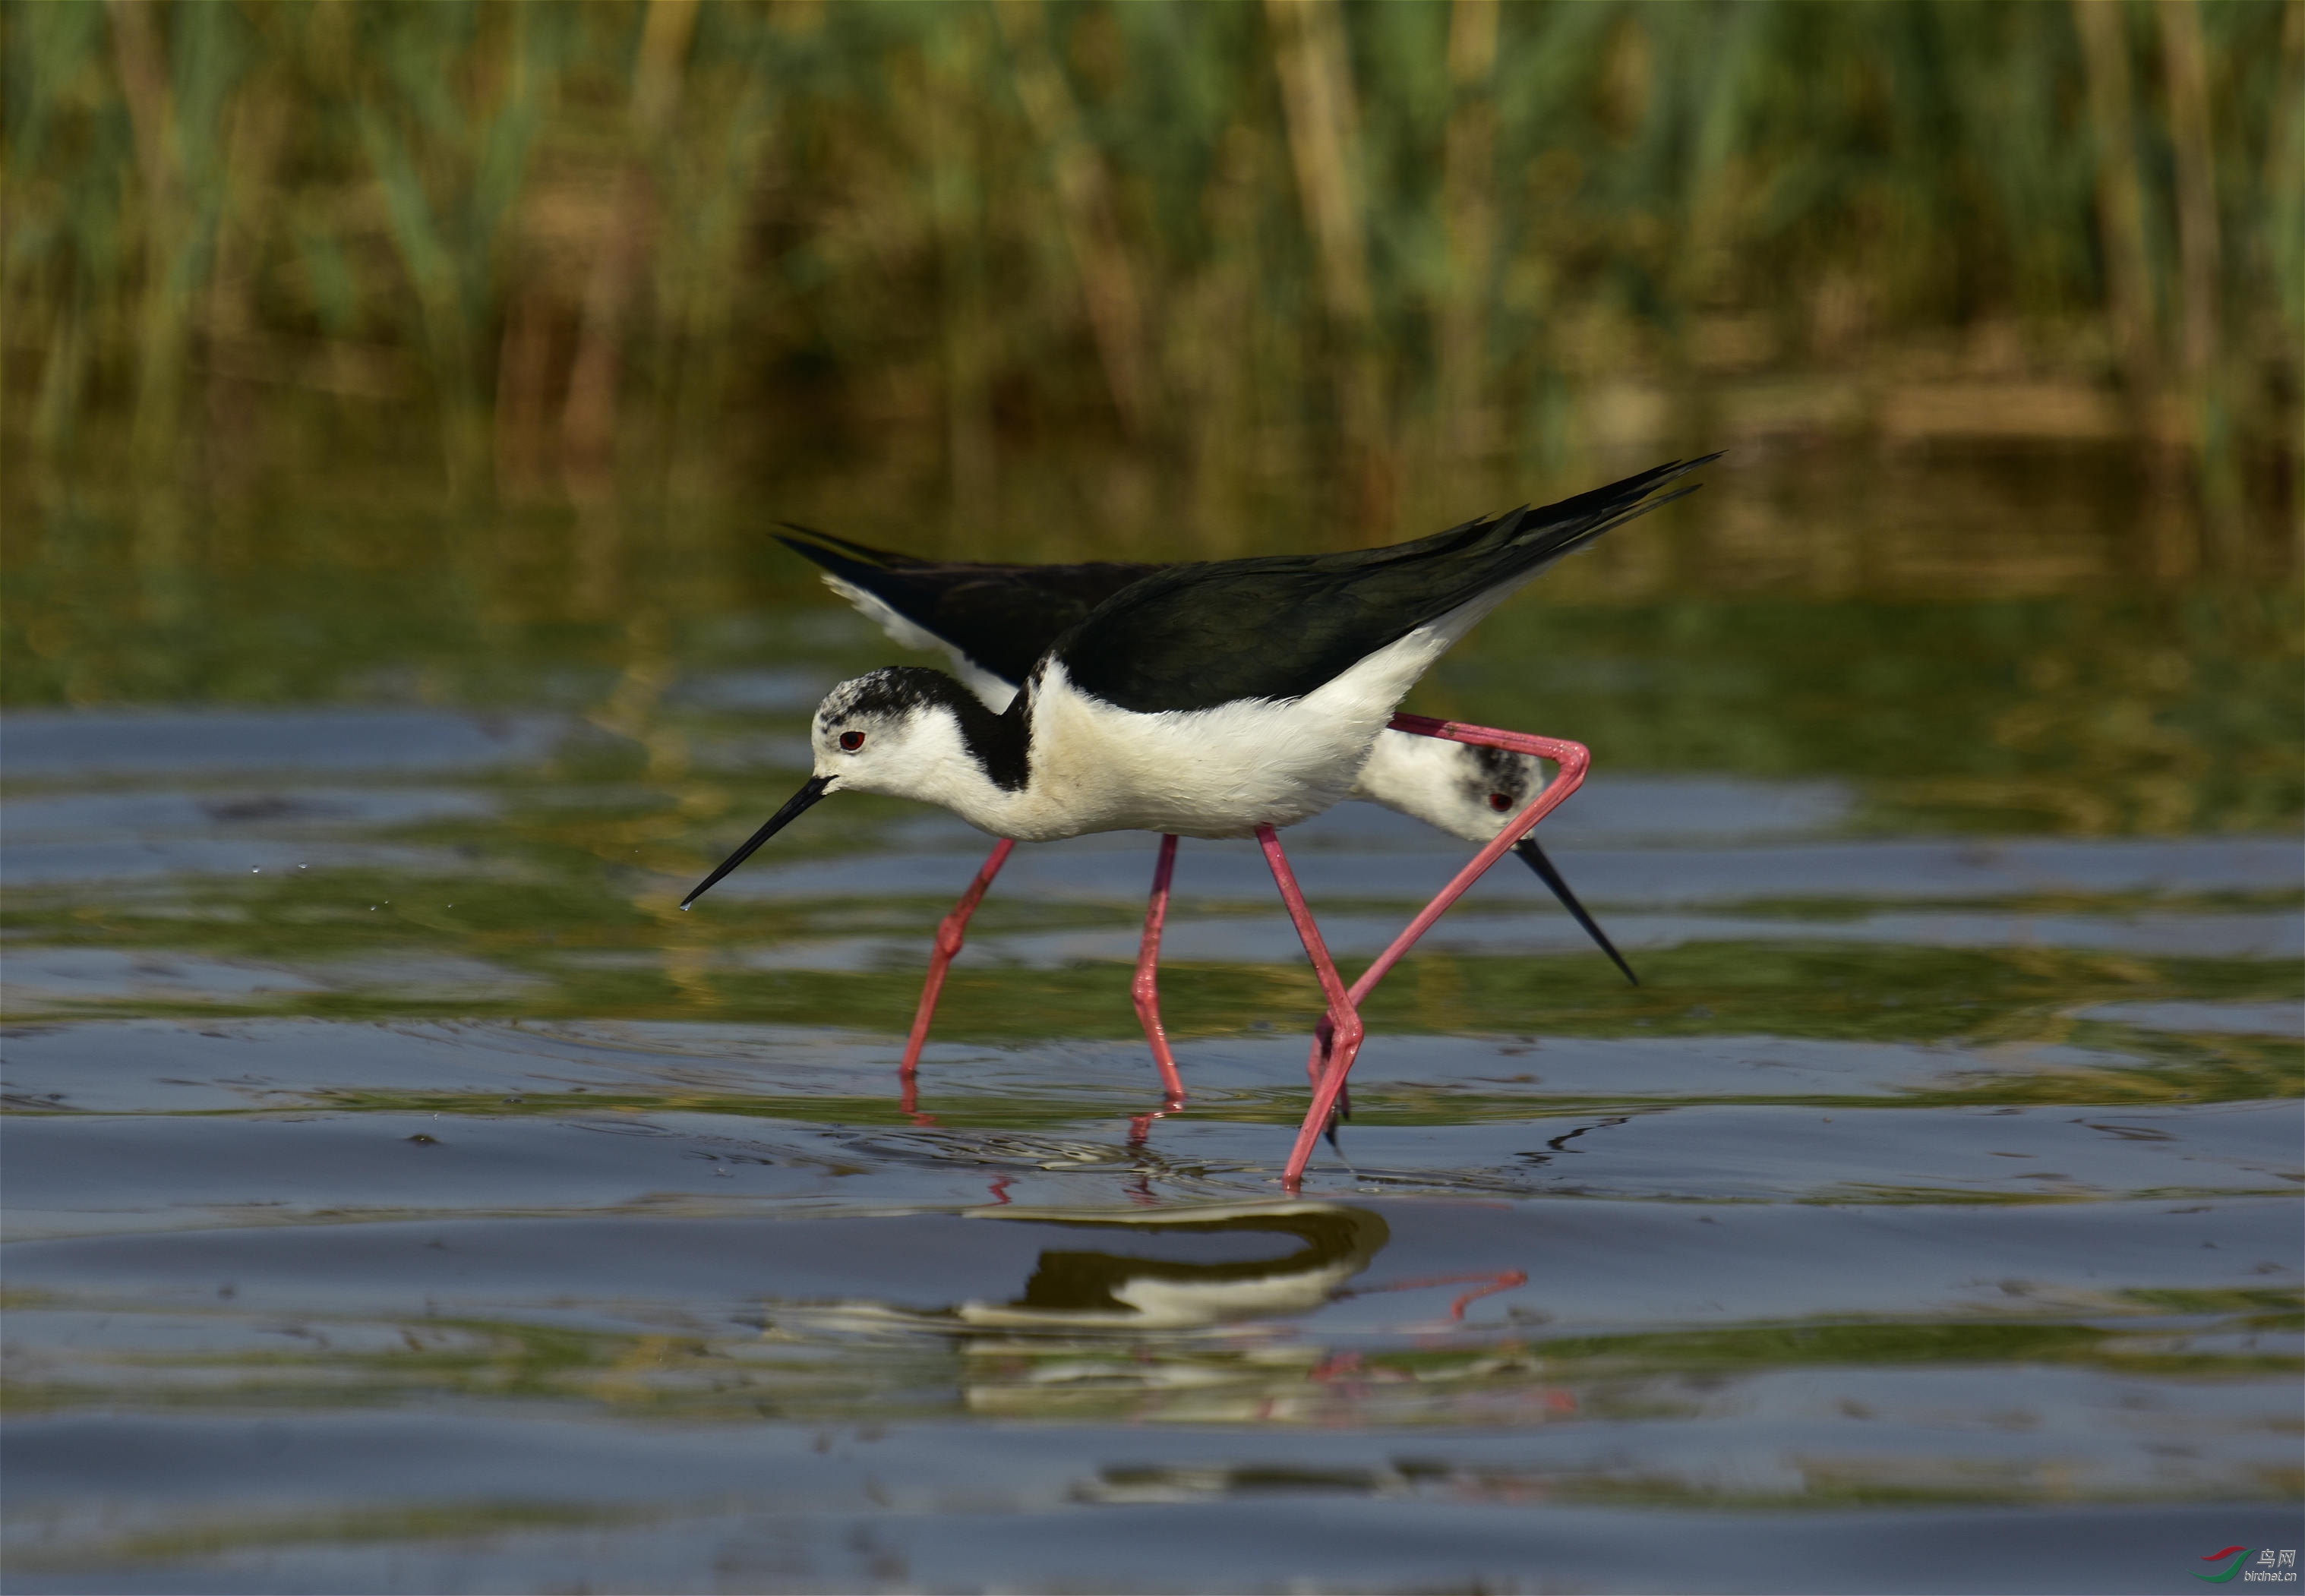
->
<box><xmin>965</xmin><ymin>612</ymin><xmax>1485</xmax><ymax>841</ymax></box>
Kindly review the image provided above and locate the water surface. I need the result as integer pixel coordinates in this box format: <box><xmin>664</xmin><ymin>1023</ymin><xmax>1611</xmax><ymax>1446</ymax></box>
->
<box><xmin>3</xmin><ymin>456</ymin><xmax>2300</xmax><ymax>1593</ymax></box>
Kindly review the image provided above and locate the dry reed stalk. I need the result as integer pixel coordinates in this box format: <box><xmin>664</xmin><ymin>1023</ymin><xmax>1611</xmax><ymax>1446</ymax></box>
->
<box><xmin>2073</xmin><ymin>0</ymin><xmax>2163</xmax><ymax>417</ymax></box>
<box><xmin>995</xmin><ymin>0</ymin><xmax>1157</xmax><ymax>441</ymax></box>
<box><xmin>2156</xmin><ymin>0</ymin><xmax>2222</xmax><ymax>399</ymax></box>
<box><xmin>924</xmin><ymin>17</ymin><xmax>997</xmax><ymax>519</ymax></box>
<box><xmin>495</xmin><ymin>292</ymin><xmax>556</xmax><ymax>495</ymax></box>
<box><xmin>564</xmin><ymin>0</ymin><xmax>700</xmax><ymax>475</ymax></box>
<box><xmin>30</xmin><ymin>306</ymin><xmax>87</xmax><ymax>459</ymax></box>
<box><xmin>2280</xmin><ymin>0</ymin><xmax>2305</xmax><ymax>533</ymax></box>
<box><xmin>355</xmin><ymin>105</ymin><xmax>483</xmax><ymax>494</ymax></box>
<box><xmin>661</xmin><ymin>68</ymin><xmax>778</xmax><ymax>506</ymax></box>
<box><xmin>2157</xmin><ymin>0</ymin><xmax>2244</xmax><ymax>555</ymax></box>
<box><xmin>1176</xmin><ymin>120</ymin><xmax>1272</xmax><ymax>550</ymax></box>
<box><xmin>201</xmin><ymin>81</ymin><xmax>284</xmax><ymax>483</ymax></box>
<box><xmin>353</xmin><ymin>4</ymin><xmax>554</xmax><ymax>498</ymax></box>
<box><xmin>106</xmin><ymin>0</ymin><xmax>188</xmax><ymax>468</ymax></box>
<box><xmin>1438</xmin><ymin>0</ymin><xmax>1498</xmax><ymax>462</ymax></box>
<box><xmin>1265</xmin><ymin>0</ymin><xmax>1391</xmax><ymax>529</ymax></box>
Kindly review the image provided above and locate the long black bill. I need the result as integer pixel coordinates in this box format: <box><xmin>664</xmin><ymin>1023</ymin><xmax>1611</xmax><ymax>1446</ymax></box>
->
<box><xmin>681</xmin><ymin>775</ymin><xmax>834</xmax><ymax>909</ymax></box>
<box><xmin>1514</xmin><ymin>837</ymin><xmax>1639</xmax><ymax>986</ymax></box>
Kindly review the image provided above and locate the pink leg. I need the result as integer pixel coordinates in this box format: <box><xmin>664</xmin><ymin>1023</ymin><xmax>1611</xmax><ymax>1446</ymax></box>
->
<box><xmin>1255</xmin><ymin>825</ymin><xmax>1366</xmax><ymax>1188</ymax></box>
<box><xmin>1131</xmin><ymin>834</ymin><xmax>1187</xmax><ymax>1102</ymax></box>
<box><xmin>1294</xmin><ymin>716</ymin><xmax>1592</xmax><ymax>1168</ymax></box>
<box><xmin>898</xmin><ymin>839</ymin><xmax>1016</xmax><ymax>1103</ymax></box>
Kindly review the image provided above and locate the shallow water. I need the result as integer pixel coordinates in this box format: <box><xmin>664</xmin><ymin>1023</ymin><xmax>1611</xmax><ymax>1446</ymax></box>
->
<box><xmin>2</xmin><ymin>458</ymin><xmax>2301</xmax><ymax>1593</ymax></box>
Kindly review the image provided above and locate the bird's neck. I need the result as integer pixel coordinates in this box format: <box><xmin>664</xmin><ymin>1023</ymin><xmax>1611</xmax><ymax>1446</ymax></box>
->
<box><xmin>864</xmin><ymin>688</ymin><xmax>1039</xmax><ymax>837</ymax></box>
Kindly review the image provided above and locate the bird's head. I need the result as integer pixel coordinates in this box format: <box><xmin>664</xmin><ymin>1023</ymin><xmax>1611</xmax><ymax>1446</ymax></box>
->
<box><xmin>682</xmin><ymin>667</ymin><xmax>1004</xmax><ymax>908</ymax></box>
<box><xmin>804</xmin><ymin>667</ymin><xmax>986</xmax><ymax>798</ymax></box>
<box><xmin>1451</xmin><ymin>742</ymin><xmax>1549</xmax><ymax>837</ymax></box>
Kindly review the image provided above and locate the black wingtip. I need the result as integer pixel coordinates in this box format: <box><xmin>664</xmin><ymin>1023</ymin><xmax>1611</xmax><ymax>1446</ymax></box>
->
<box><xmin>1589</xmin><ymin>454</ymin><xmax>1718</xmax><ymax>525</ymax></box>
<box><xmin>1495</xmin><ymin>452</ymin><xmax>1720</xmax><ymax>576</ymax></box>
<box><xmin>775</xmin><ymin>523</ymin><xmax>930</xmax><ymax>575</ymax></box>
<box><xmin>1514</xmin><ymin>837</ymin><xmax>1639</xmax><ymax>986</ymax></box>
<box><xmin>1540</xmin><ymin>453</ymin><xmax>1721</xmax><ymax>526</ymax></box>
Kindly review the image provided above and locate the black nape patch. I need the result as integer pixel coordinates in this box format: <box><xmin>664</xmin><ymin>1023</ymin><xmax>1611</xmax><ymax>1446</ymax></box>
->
<box><xmin>824</xmin><ymin>667</ymin><xmax>1031</xmax><ymax>792</ymax></box>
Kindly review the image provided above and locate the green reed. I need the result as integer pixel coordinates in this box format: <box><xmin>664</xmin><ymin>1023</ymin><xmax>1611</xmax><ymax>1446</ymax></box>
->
<box><xmin>2</xmin><ymin>0</ymin><xmax>2297</xmax><ymax>535</ymax></box>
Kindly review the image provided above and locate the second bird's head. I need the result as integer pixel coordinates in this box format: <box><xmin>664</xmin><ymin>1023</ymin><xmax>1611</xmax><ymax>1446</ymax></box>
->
<box><xmin>1354</xmin><ymin>732</ymin><xmax>1549</xmax><ymax>845</ymax></box>
<box><xmin>681</xmin><ymin>667</ymin><xmax>999</xmax><ymax>908</ymax></box>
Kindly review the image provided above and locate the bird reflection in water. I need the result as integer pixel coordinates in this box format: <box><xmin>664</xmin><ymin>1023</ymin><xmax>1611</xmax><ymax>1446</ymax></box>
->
<box><xmin>958</xmin><ymin>1203</ymin><xmax>1538</xmax><ymax>1424</ymax></box>
<box><xmin>763</xmin><ymin>1202</ymin><xmax>1551</xmax><ymax>1424</ymax></box>
<box><xmin>955</xmin><ymin>1201</ymin><xmax>1523</xmax><ymax>1333</ymax></box>
<box><xmin>955</xmin><ymin>1200</ymin><xmax>1389</xmax><ymax>1330</ymax></box>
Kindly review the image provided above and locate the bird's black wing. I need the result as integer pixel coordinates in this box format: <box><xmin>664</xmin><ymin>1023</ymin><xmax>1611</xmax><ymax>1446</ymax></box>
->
<box><xmin>777</xmin><ymin>526</ymin><xmax>1157</xmax><ymax>688</ymax></box>
<box><xmin>1051</xmin><ymin>457</ymin><xmax>1716</xmax><ymax>712</ymax></box>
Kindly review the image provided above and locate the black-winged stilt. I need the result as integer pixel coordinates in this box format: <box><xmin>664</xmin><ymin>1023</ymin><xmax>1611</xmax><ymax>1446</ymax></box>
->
<box><xmin>685</xmin><ymin>456</ymin><xmax>1713</xmax><ymax>1184</ymax></box>
<box><xmin>768</xmin><ymin>525</ymin><xmax>1641</xmax><ymax>1105</ymax></box>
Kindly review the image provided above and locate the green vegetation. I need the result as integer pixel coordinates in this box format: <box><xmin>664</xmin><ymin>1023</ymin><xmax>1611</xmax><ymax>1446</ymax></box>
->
<box><xmin>4</xmin><ymin>0</ymin><xmax>2297</xmax><ymax>536</ymax></box>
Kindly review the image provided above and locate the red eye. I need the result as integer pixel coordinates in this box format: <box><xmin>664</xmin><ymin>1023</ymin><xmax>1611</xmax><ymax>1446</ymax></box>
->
<box><xmin>839</xmin><ymin>730</ymin><xmax>866</xmax><ymax>752</ymax></box>
<box><xmin>1489</xmin><ymin>792</ymin><xmax>1513</xmax><ymax>812</ymax></box>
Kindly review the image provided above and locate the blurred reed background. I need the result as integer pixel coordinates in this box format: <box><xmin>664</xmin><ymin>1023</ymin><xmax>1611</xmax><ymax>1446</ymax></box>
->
<box><xmin>5</xmin><ymin>0</ymin><xmax>2297</xmax><ymax>535</ymax></box>
<box><xmin>2</xmin><ymin>0</ymin><xmax>2301</xmax><ymax>800</ymax></box>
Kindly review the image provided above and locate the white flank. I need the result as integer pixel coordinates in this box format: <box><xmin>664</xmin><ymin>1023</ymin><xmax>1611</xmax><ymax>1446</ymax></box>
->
<box><xmin>902</xmin><ymin>591</ymin><xmax>1505</xmax><ymax>839</ymax></box>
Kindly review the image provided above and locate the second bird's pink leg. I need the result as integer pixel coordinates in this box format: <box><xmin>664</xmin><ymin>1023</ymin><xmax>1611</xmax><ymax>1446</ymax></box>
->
<box><xmin>1255</xmin><ymin>824</ymin><xmax>1366</xmax><ymax>1190</ymax></box>
<box><xmin>1292</xmin><ymin>716</ymin><xmax>1593</xmax><ymax>1180</ymax></box>
<box><xmin>1131</xmin><ymin>834</ymin><xmax>1187</xmax><ymax>1103</ymax></box>
<box><xmin>898</xmin><ymin>838</ymin><xmax>1016</xmax><ymax>1109</ymax></box>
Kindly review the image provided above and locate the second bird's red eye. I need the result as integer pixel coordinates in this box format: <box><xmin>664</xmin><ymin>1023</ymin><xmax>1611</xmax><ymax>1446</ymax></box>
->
<box><xmin>839</xmin><ymin>731</ymin><xmax>866</xmax><ymax>752</ymax></box>
<box><xmin>1489</xmin><ymin>792</ymin><xmax>1512</xmax><ymax>812</ymax></box>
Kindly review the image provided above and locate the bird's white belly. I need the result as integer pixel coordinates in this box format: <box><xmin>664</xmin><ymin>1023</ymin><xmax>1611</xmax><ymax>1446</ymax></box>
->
<box><xmin>978</xmin><ymin>638</ymin><xmax>1467</xmax><ymax>842</ymax></box>
<box><xmin>1023</xmin><ymin>697</ymin><xmax>1369</xmax><ymax>839</ymax></box>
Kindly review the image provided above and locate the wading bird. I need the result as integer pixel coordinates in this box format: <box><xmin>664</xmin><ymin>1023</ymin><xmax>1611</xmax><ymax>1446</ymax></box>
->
<box><xmin>685</xmin><ymin>456</ymin><xmax>1713</xmax><ymax>1184</ymax></box>
<box><xmin>769</xmin><ymin>525</ymin><xmax>1641</xmax><ymax>1109</ymax></box>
